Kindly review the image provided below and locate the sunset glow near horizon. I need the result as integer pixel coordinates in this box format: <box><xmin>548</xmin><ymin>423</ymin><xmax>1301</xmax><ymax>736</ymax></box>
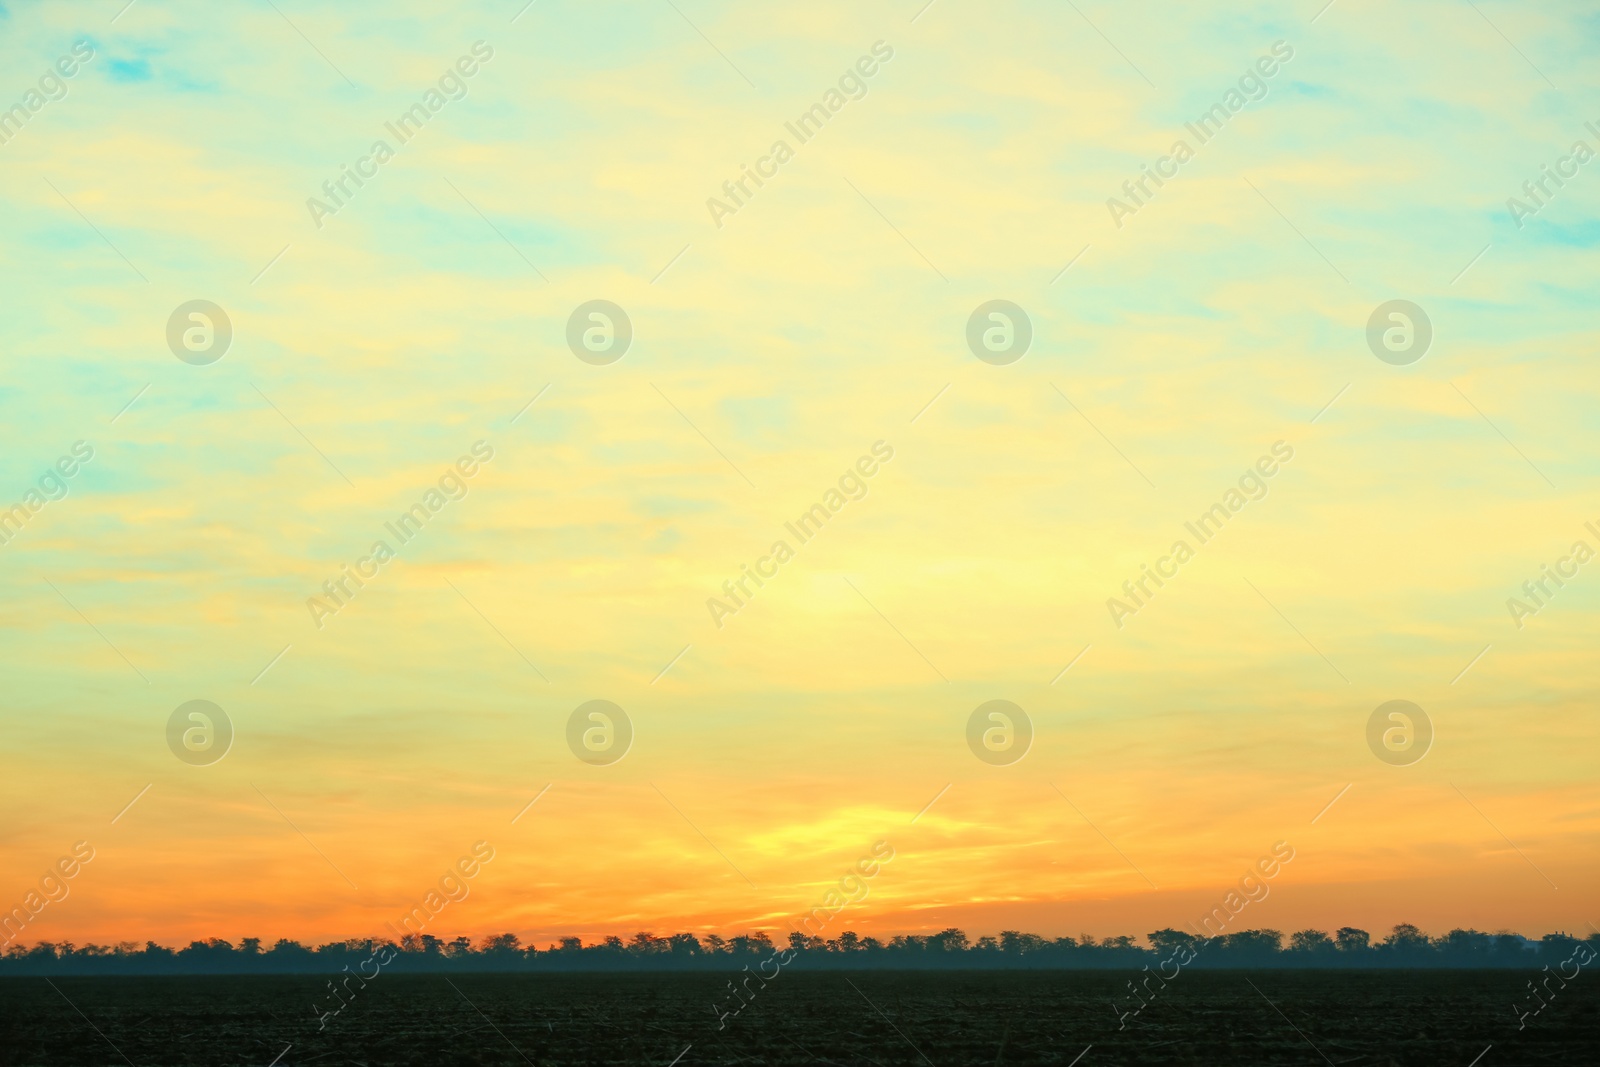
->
<box><xmin>2</xmin><ymin>0</ymin><xmax>1597</xmax><ymax>953</ymax></box>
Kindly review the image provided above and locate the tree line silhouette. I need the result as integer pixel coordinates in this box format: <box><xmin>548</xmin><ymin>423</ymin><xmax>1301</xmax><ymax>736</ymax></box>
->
<box><xmin>3</xmin><ymin>924</ymin><xmax>1594</xmax><ymax>974</ymax></box>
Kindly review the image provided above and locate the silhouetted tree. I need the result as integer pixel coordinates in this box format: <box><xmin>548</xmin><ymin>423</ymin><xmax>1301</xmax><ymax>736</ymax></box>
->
<box><xmin>1334</xmin><ymin>927</ymin><xmax>1370</xmax><ymax>953</ymax></box>
<box><xmin>1289</xmin><ymin>930</ymin><xmax>1335</xmax><ymax>954</ymax></box>
<box><xmin>1380</xmin><ymin>923</ymin><xmax>1431</xmax><ymax>957</ymax></box>
<box><xmin>667</xmin><ymin>933</ymin><xmax>702</xmax><ymax>957</ymax></box>
<box><xmin>1438</xmin><ymin>929</ymin><xmax>1492</xmax><ymax>960</ymax></box>
<box><xmin>0</xmin><ymin>922</ymin><xmax>1576</xmax><ymax>974</ymax></box>
<box><xmin>481</xmin><ymin>933</ymin><xmax>521</xmax><ymax>955</ymax></box>
<box><xmin>1493</xmin><ymin>931</ymin><xmax>1527</xmax><ymax>958</ymax></box>
<box><xmin>999</xmin><ymin>931</ymin><xmax>1046</xmax><ymax>955</ymax></box>
<box><xmin>1220</xmin><ymin>930</ymin><xmax>1281</xmax><ymax>958</ymax></box>
<box><xmin>1540</xmin><ymin>931</ymin><xmax>1581</xmax><ymax>960</ymax></box>
<box><xmin>1147</xmin><ymin>929</ymin><xmax>1202</xmax><ymax>958</ymax></box>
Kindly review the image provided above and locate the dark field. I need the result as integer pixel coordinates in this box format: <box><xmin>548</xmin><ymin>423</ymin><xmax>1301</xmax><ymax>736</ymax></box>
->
<box><xmin>2</xmin><ymin>970</ymin><xmax>1594</xmax><ymax>1066</ymax></box>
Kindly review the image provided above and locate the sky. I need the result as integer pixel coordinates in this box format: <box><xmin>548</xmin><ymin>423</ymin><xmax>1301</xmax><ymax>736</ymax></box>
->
<box><xmin>1</xmin><ymin>0</ymin><xmax>1597</xmax><ymax>950</ymax></box>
